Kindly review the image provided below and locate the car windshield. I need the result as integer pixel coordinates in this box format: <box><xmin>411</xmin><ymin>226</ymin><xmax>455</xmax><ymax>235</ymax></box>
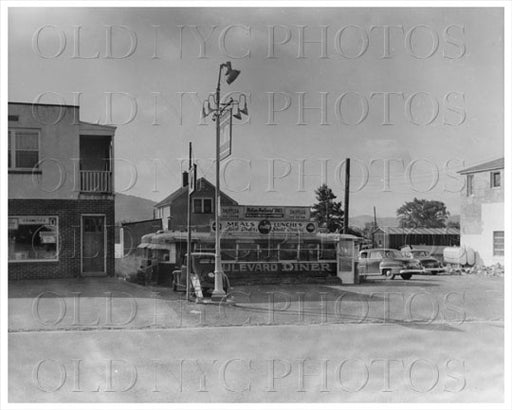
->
<box><xmin>368</xmin><ymin>249</ymin><xmax>401</xmax><ymax>259</ymax></box>
<box><xmin>382</xmin><ymin>250</ymin><xmax>402</xmax><ymax>258</ymax></box>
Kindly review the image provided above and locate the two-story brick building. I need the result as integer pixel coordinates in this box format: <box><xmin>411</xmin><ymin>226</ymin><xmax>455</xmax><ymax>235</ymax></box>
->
<box><xmin>8</xmin><ymin>102</ymin><xmax>116</xmax><ymax>279</ymax></box>
<box><xmin>458</xmin><ymin>158</ymin><xmax>504</xmax><ymax>266</ymax></box>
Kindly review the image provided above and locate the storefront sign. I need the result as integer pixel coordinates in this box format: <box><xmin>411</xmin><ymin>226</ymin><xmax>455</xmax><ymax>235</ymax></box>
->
<box><xmin>16</xmin><ymin>216</ymin><xmax>57</xmax><ymax>226</ymax></box>
<box><xmin>221</xmin><ymin>206</ymin><xmax>311</xmax><ymax>221</ymax></box>
<box><xmin>245</xmin><ymin>206</ymin><xmax>285</xmax><ymax>219</ymax></box>
<box><xmin>221</xmin><ymin>207</ymin><xmax>241</xmax><ymax>219</ymax></box>
<box><xmin>211</xmin><ymin>220</ymin><xmax>317</xmax><ymax>234</ymax></box>
<box><xmin>222</xmin><ymin>261</ymin><xmax>335</xmax><ymax>274</ymax></box>
<box><xmin>219</xmin><ymin>109</ymin><xmax>232</xmax><ymax>161</ymax></box>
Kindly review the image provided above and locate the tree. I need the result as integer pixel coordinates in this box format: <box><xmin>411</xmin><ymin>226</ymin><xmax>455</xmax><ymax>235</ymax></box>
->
<box><xmin>447</xmin><ymin>220</ymin><xmax>460</xmax><ymax>229</ymax></box>
<box><xmin>396</xmin><ymin>198</ymin><xmax>449</xmax><ymax>228</ymax></box>
<box><xmin>311</xmin><ymin>184</ymin><xmax>344</xmax><ymax>233</ymax></box>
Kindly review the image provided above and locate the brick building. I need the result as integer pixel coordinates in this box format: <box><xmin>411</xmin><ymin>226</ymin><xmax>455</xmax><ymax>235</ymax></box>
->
<box><xmin>458</xmin><ymin>158</ymin><xmax>504</xmax><ymax>265</ymax></box>
<box><xmin>8</xmin><ymin>102</ymin><xmax>116</xmax><ymax>279</ymax></box>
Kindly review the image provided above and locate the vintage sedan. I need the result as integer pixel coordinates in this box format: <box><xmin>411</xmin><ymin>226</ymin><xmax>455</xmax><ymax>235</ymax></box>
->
<box><xmin>358</xmin><ymin>248</ymin><xmax>424</xmax><ymax>280</ymax></box>
<box><xmin>172</xmin><ymin>252</ymin><xmax>230</xmax><ymax>296</ymax></box>
<box><xmin>403</xmin><ymin>249</ymin><xmax>445</xmax><ymax>275</ymax></box>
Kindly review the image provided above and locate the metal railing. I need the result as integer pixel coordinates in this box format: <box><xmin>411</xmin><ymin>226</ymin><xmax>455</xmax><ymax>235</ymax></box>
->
<box><xmin>80</xmin><ymin>170</ymin><xmax>112</xmax><ymax>193</ymax></box>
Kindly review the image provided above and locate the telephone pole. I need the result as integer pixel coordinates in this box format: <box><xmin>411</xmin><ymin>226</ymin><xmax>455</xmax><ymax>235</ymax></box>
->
<box><xmin>343</xmin><ymin>158</ymin><xmax>350</xmax><ymax>234</ymax></box>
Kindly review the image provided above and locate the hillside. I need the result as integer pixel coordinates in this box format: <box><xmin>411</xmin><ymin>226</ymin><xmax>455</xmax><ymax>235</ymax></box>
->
<box><xmin>115</xmin><ymin>193</ymin><xmax>156</xmax><ymax>223</ymax></box>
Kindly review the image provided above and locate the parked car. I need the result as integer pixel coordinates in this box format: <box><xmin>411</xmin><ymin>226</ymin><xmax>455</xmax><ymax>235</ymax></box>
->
<box><xmin>358</xmin><ymin>248</ymin><xmax>424</xmax><ymax>280</ymax></box>
<box><xmin>172</xmin><ymin>252</ymin><xmax>230</xmax><ymax>296</ymax></box>
<box><xmin>402</xmin><ymin>249</ymin><xmax>445</xmax><ymax>275</ymax></box>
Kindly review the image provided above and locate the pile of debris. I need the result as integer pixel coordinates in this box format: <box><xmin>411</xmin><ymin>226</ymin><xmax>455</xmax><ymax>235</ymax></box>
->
<box><xmin>447</xmin><ymin>263</ymin><xmax>504</xmax><ymax>277</ymax></box>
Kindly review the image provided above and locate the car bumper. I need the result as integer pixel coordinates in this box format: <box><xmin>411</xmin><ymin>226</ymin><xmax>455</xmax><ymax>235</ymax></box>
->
<box><xmin>423</xmin><ymin>267</ymin><xmax>446</xmax><ymax>274</ymax></box>
<box><xmin>398</xmin><ymin>269</ymin><xmax>424</xmax><ymax>275</ymax></box>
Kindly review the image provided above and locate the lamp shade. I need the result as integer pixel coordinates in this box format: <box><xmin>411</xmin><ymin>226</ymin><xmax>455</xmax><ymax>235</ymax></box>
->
<box><xmin>225</xmin><ymin>68</ymin><xmax>240</xmax><ymax>84</ymax></box>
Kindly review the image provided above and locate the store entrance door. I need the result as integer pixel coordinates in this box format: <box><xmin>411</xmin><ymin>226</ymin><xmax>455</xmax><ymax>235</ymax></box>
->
<box><xmin>81</xmin><ymin>215</ymin><xmax>106</xmax><ymax>276</ymax></box>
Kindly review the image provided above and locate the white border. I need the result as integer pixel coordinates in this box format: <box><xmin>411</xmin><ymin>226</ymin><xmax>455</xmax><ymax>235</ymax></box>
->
<box><xmin>1</xmin><ymin>1</ymin><xmax>511</xmax><ymax>410</ymax></box>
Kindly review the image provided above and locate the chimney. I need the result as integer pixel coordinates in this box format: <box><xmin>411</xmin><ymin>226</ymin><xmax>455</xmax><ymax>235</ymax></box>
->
<box><xmin>182</xmin><ymin>171</ymin><xmax>188</xmax><ymax>187</ymax></box>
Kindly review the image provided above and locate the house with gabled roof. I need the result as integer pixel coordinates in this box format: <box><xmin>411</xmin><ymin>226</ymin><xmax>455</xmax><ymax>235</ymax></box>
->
<box><xmin>154</xmin><ymin>177</ymin><xmax>239</xmax><ymax>232</ymax></box>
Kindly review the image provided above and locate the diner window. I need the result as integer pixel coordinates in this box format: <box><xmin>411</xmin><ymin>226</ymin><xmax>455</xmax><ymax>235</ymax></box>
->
<box><xmin>237</xmin><ymin>243</ymin><xmax>260</xmax><ymax>261</ymax></box>
<box><xmin>491</xmin><ymin>171</ymin><xmax>501</xmax><ymax>188</ymax></box>
<box><xmin>221</xmin><ymin>241</ymin><xmax>237</xmax><ymax>261</ymax></box>
<box><xmin>8</xmin><ymin>216</ymin><xmax>58</xmax><ymax>262</ymax></box>
<box><xmin>493</xmin><ymin>231</ymin><xmax>504</xmax><ymax>256</ymax></box>
<box><xmin>260</xmin><ymin>245</ymin><xmax>279</xmax><ymax>261</ymax></box>
<box><xmin>193</xmin><ymin>198</ymin><xmax>213</xmax><ymax>214</ymax></box>
<box><xmin>8</xmin><ymin>129</ymin><xmax>40</xmax><ymax>170</ymax></box>
<box><xmin>319</xmin><ymin>242</ymin><xmax>336</xmax><ymax>260</ymax></box>
<box><xmin>280</xmin><ymin>243</ymin><xmax>298</xmax><ymax>260</ymax></box>
<box><xmin>466</xmin><ymin>174</ymin><xmax>473</xmax><ymax>196</ymax></box>
<box><xmin>299</xmin><ymin>243</ymin><xmax>319</xmax><ymax>261</ymax></box>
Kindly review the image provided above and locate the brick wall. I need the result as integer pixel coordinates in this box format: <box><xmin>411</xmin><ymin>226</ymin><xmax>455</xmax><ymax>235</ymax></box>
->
<box><xmin>8</xmin><ymin>199</ymin><xmax>115</xmax><ymax>280</ymax></box>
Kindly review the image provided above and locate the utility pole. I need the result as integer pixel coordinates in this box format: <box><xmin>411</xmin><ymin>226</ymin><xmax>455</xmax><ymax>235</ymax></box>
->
<box><xmin>343</xmin><ymin>158</ymin><xmax>350</xmax><ymax>234</ymax></box>
<box><xmin>372</xmin><ymin>205</ymin><xmax>378</xmax><ymax>247</ymax></box>
<box><xmin>186</xmin><ymin>142</ymin><xmax>192</xmax><ymax>301</ymax></box>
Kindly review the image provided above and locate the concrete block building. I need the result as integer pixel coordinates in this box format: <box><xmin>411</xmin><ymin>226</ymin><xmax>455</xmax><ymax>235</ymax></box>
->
<box><xmin>458</xmin><ymin>158</ymin><xmax>504</xmax><ymax>266</ymax></box>
<box><xmin>8</xmin><ymin>102</ymin><xmax>116</xmax><ymax>279</ymax></box>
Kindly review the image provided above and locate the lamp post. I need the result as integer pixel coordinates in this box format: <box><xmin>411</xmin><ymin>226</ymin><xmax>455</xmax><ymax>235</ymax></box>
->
<box><xmin>202</xmin><ymin>61</ymin><xmax>247</xmax><ymax>300</ymax></box>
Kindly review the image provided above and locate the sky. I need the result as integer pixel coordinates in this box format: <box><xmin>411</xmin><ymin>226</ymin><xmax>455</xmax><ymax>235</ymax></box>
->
<box><xmin>8</xmin><ymin>7</ymin><xmax>504</xmax><ymax>217</ymax></box>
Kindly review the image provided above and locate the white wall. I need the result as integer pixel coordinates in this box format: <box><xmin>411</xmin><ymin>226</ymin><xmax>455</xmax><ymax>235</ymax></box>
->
<box><xmin>461</xmin><ymin>202</ymin><xmax>504</xmax><ymax>266</ymax></box>
<box><xmin>8</xmin><ymin>104</ymin><xmax>81</xmax><ymax>200</ymax></box>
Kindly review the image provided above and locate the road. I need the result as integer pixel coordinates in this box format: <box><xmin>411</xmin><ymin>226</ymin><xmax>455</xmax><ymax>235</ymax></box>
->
<box><xmin>8</xmin><ymin>275</ymin><xmax>504</xmax><ymax>402</ymax></box>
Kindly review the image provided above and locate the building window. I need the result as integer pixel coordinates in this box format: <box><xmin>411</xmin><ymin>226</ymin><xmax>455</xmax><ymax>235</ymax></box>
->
<box><xmin>466</xmin><ymin>174</ymin><xmax>474</xmax><ymax>196</ymax></box>
<box><xmin>491</xmin><ymin>171</ymin><xmax>501</xmax><ymax>188</ymax></box>
<box><xmin>193</xmin><ymin>198</ymin><xmax>213</xmax><ymax>214</ymax></box>
<box><xmin>493</xmin><ymin>231</ymin><xmax>504</xmax><ymax>256</ymax></box>
<box><xmin>8</xmin><ymin>128</ymin><xmax>40</xmax><ymax>170</ymax></box>
<box><xmin>8</xmin><ymin>216</ymin><xmax>59</xmax><ymax>262</ymax></box>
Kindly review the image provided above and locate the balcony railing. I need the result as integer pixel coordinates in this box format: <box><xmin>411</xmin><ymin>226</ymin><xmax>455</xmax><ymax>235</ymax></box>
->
<box><xmin>80</xmin><ymin>170</ymin><xmax>112</xmax><ymax>193</ymax></box>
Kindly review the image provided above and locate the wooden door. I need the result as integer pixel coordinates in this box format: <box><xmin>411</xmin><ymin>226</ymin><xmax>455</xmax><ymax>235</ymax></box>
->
<box><xmin>82</xmin><ymin>215</ymin><xmax>106</xmax><ymax>275</ymax></box>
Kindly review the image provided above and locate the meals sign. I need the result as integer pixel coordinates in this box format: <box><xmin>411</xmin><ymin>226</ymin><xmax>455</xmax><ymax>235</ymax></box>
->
<box><xmin>211</xmin><ymin>220</ymin><xmax>317</xmax><ymax>234</ymax></box>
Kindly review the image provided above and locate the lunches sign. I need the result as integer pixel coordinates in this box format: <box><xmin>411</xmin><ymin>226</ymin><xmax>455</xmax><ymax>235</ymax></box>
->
<box><xmin>211</xmin><ymin>220</ymin><xmax>317</xmax><ymax>234</ymax></box>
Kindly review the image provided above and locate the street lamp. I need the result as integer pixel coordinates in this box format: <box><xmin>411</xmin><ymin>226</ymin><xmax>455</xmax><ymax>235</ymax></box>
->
<box><xmin>202</xmin><ymin>61</ymin><xmax>248</xmax><ymax>300</ymax></box>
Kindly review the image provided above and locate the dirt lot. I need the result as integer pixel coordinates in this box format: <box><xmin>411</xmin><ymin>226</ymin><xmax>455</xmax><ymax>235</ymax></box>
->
<box><xmin>9</xmin><ymin>274</ymin><xmax>504</xmax><ymax>331</ymax></box>
<box><xmin>8</xmin><ymin>275</ymin><xmax>504</xmax><ymax>403</ymax></box>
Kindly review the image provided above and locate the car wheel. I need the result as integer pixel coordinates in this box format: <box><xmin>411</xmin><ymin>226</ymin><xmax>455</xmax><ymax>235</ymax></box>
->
<box><xmin>384</xmin><ymin>270</ymin><xmax>395</xmax><ymax>280</ymax></box>
<box><xmin>401</xmin><ymin>273</ymin><xmax>412</xmax><ymax>280</ymax></box>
